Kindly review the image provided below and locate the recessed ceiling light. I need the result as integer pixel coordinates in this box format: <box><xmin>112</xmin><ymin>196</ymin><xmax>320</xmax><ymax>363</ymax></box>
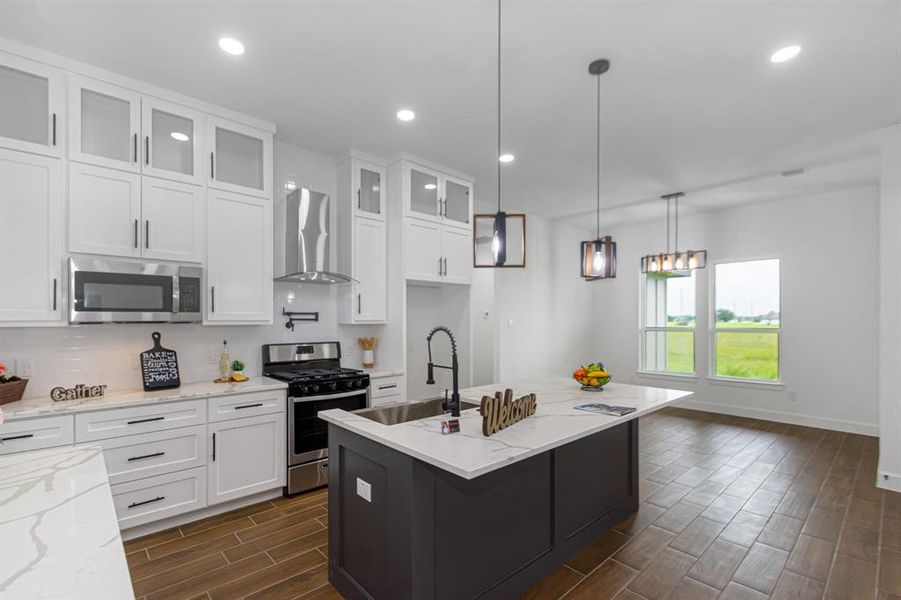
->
<box><xmin>424</xmin><ymin>183</ymin><xmax>437</xmax><ymax>190</ymax></box>
<box><xmin>170</xmin><ymin>132</ymin><xmax>190</xmax><ymax>142</ymax></box>
<box><xmin>499</xmin><ymin>154</ymin><xmax>515</xmax><ymax>163</ymax></box>
<box><xmin>218</xmin><ymin>37</ymin><xmax>245</xmax><ymax>56</ymax></box>
<box><xmin>396</xmin><ymin>109</ymin><xmax>415</xmax><ymax>122</ymax></box>
<box><xmin>770</xmin><ymin>45</ymin><xmax>801</xmax><ymax>63</ymax></box>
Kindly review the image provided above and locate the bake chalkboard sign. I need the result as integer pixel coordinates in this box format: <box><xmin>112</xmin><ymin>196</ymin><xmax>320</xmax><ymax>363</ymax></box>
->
<box><xmin>140</xmin><ymin>332</ymin><xmax>181</xmax><ymax>392</ymax></box>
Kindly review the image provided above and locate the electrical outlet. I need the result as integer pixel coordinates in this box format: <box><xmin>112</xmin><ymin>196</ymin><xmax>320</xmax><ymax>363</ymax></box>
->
<box><xmin>15</xmin><ymin>357</ymin><xmax>33</xmax><ymax>378</ymax></box>
<box><xmin>356</xmin><ymin>477</ymin><xmax>372</xmax><ymax>503</ymax></box>
<box><xmin>208</xmin><ymin>345</ymin><xmax>222</xmax><ymax>365</ymax></box>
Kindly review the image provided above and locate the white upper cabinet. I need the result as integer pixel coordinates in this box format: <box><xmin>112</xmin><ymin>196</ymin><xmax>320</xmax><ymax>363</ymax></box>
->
<box><xmin>404</xmin><ymin>217</ymin><xmax>443</xmax><ymax>283</ymax></box>
<box><xmin>141</xmin><ymin>97</ymin><xmax>204</xmax><ymax>185</ymax></box>
<box><xmin>69</xmin><ymin>76</ymin><xmax>141</xmax><ymax>172</ymax></box>
<box><xmin>207</xmin><ymin>117</ymin><xmax>272</xmax><ymax>199</ymax></box>
<box><xmin>0</xmin><ymin>54</ymin><xmax>64</xmax><ymax>158</ymax></box>
<box><xmin>206</xmin><ymin>190</ymin><xmax>272</xmax><ymax>323</ymax></box>
<box><xmin>353</xmin><ymin>217</ymin><xmax>387</xmax><ymax>322</ymax></box>
<box><xmin>355</xmin><ymin>160</ymin><xmax>385</xmax><ymax>220</ymax></box>
<box><xmin>0</xmin><ymin>149</ymin><xmax>63</xmax><ymax>322</ymax></box>
<box><xmin>141</xmin><ymin>177</ymin><xmax>204</xmax><ymax>263</ymax></box>
<box><xmin>443</xmin><ymin>175</ymin><xmax>473</xmax><ymax>230</ymax></box>
<box><xmin>406</xmin><ymin>164</ymin><xmax>441</xmax><ymax>221</ymax></box>
<box><xmin>441</xmin><ymin>227</ymin><xmax>474</xmax><ymax>284</ymax></box>
<box><xmin>69</xmin><ymin>162</ymin><xmax>142</xmax><ymax>258</ymax></box>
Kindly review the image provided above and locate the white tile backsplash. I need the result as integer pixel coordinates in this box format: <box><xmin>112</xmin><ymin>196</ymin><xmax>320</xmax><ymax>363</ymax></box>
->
<box><xmin>0</xmin><ymin>283</ymin><xmax>385</xmax><ymax>399</ymax></box>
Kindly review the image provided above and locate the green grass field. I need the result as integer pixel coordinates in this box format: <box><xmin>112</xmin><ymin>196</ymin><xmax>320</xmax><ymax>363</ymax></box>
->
<box><xmin>663</xmin><ymin>322</ymin><xmax>779</xmax><ymax>380</ymax></box>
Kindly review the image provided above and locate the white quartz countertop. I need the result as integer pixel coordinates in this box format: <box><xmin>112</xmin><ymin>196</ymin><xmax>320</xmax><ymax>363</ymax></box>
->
<box><xmin>0</xmin><ymin>444</ymin><xmax>134</xmax><ymax>600</ymax></box>
<box><xmin>319</xmin><ymin>377</ymin><xmax>692</xmax><ymax>479</ymax></box>
<box><xmin>2</xmin><ymin>377</ymin><xmax>288</xmax><ymax>421</ymax></box>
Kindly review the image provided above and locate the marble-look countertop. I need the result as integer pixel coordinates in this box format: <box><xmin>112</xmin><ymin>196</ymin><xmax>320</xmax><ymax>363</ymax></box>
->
<box><xmin>319</xmin><ymin>377</ymin><xmax>692</xmax><ymax>479</ymax></box>
<box><xmin>2</xmin><ymin>377</ymin><xmax>288</xmax><ymax>421</ymax></box>
<box><xmin>0</xmin><ymin>444</ymin><xmax>134</xmax><ymax>599</ymax></box>
<box><xmin>363</xmin><ymin>369</ymin><xmax>405</xmax><ymax>379</ymax></box>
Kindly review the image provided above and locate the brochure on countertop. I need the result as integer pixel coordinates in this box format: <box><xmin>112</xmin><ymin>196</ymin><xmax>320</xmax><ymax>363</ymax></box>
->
<box><xmin>574</xmin><ymin>403</ymin><xmax>637</xmax><ymax>417</ymax></box>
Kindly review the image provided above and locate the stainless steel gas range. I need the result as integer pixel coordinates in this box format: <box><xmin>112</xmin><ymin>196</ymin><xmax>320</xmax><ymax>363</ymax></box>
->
<box><xmin>262</xmin><ymin>341</ymin><xmax>370</xmax><ymax>495</ymax></box>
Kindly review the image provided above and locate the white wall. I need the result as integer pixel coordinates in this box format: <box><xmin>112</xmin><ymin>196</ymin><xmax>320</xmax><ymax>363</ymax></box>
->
<box><xmin>593</xmin><ymin>186</ymin><xmax>880</xmax><ymax>435</ymax></box>
<box><xmin>0</xmin><ymin>141</ymin><xmax>385</xmax><ymax>398</ymax></box>
<box><xmin>495</xmin><ymin>215</ymin><xmax>598</xmax><ymax>381</ymax></box>
<box><xmin>878</xmin><ymin>124</ymin><xmax>901</xmax><ymax>491</ymax></box>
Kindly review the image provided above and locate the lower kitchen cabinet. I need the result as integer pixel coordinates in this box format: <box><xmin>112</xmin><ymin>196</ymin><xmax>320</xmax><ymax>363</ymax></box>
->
<box><xmin>206</xmin><ymin>189</ymin><xmax>273</xmax><ymax>323</ymax></box>
<box><xmin>207</xmin><ymin>411</ymin><xmax>286</xmax><ymax>505</ymax></box>
<box><xmin>0</xmin><ymin>148</ymin><xmax>63</xmax><ymax>323</ymax></box>
<box><xmin>111</xmin><ymin>465</ymin><xmax>207</xmax><ymax>529</ymax></box>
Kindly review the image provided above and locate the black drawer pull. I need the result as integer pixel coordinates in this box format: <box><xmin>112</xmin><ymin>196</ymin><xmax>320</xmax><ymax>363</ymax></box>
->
<box><xmin>234</xmin><ymin>403</ymin><xmax>263</xmax><ymax>410</ymax></box>
<box><xmin>127</xmin><ymin>496</ymin><xmax>165</xmax><ymax>509</ymax></box>
<box><xmin>378</xmin><ymin>384</ymin><xmax>397</xmax><ymax>390</ymax></box>
<box><xmin>127</xmin><ymin>416</ymin><xmax>165</xmax><ymax>425</ymax></box>
<box><xmin>1</xmin><ymin>433</ymin><xmax>35</xmax><ymax>442</ymax></box>
<box><xmin>127</xmin><ymin>451</ymin><xmax>166</xmax><ymax>462</ymax></box>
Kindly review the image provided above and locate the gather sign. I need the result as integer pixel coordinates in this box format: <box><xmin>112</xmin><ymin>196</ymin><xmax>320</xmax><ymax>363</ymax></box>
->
<box><xmin>480</xmin><ymin>389</ymin><xmax>537</xmax><ymax>437</ymax></box>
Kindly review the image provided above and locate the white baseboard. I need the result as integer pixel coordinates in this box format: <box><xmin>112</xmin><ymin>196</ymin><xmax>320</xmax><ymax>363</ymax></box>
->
<box><xmin>119</xmin><ymin>487</ymin><xmax>285</xmax><ymax>541</ymax></box>
<box><xmin>678</xmin><ymin>399</ymin><xmax>879</xmax><ymax>437</ymax></box>
<box><xmin>877</xmin><ymin>471</ymin><xmax>901</xmax><ymax>493</ymax></box>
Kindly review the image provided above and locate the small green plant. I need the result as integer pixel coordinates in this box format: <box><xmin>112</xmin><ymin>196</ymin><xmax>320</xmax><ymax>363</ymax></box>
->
<box><xmin>231</xmin><ymin>360</ymin><xmax>245</xmax><ymax>373</ymax></box>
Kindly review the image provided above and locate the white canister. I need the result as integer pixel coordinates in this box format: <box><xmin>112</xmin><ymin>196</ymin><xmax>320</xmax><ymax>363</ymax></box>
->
<box><xmin>362</xmin><ymin>349</ymin><xmax>375</xmax><ymax>368</ymax></box>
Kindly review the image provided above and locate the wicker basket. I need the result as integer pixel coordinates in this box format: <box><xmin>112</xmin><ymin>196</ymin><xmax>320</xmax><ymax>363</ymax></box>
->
<box><xmin>0</xmin><ymin>379</ymin><xmax>28</xmax><ymax>406</ymax></box>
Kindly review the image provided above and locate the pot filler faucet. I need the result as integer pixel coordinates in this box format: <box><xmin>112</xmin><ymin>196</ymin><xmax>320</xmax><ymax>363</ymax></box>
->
<box><xmin>426</xmin><ymin>325</ymin><xmax>461</xmax><ymax>417</ymax></box>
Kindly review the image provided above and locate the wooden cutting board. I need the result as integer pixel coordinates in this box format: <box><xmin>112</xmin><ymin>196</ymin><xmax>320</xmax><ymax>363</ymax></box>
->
<box><xmin>140</xmin><ymin>331</ymin><xmax>181</xmax><ymax>392</ymax></box>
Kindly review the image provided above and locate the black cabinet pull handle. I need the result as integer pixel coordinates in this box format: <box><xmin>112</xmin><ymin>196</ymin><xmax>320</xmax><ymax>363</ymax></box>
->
<box><xmin>357</xmin><ymin>188</ymin><xmax>361</xmax><ymax>209</ymax></box>
<box><xmin>210</xmin><ymin>152</ymin><xmax>215</xmax><ymax>178</ymax></box>
<box><xmin>134</xmin><ymin>219</ymin><xmax>138</xmax><ymax>248</ymax></box>
<box><xmin>127</xmin><ymin>416</ymin><xmax>165</xmax><ymax>425</ymax></box>
<box><xmin>1</xmin><ymin>433</ymin><xmax>35</xmax><ymax>442</ymax></box>
<box><xmin>127</xmin><ymin>451</ymin><xmax>165</xmax><ymax>462</ymax></box>
<box><xmin>128</xmin><ymin>496</ymin><xmax>165</xmax><ymax>509</ymax></box>
<box><xmin>234</xmin><ymin>403</ymin><xmax>263</xmax><ymax>410</ymax></box>
<box><xmin>378</xmin><ymin>384</ymin><xmax>397</xmax><ymax>390</ymax></box>
<box><xmin>357</xmin><ymin>293</ymin><xmax>361</xmax><ymax>314</ymax></box>
<box><xmin>145</xmin><ymin>220</ymin><xmax>150</xmax><ymax>249</ymax></box>
<box><xmin>145</xmin><ymin>135</ymin><xmax>150</xmax><ymax>165</ymax></box>
<box><xmin>51</xmin><ymin>113</ymin><xmax>57</xmax><ymax>146</ymax></box>
<box><xmin>212</xmin><ymin>432</ymin><xmax>216</xmax><ymax>461</ymax></box>
<box><xmin>52</xmin><ymin>278</ymin><xmax>57</xmax><ymax>311</ymax></box>
<box><xmin>211</xmin><ymin>286</ymin><xmax>215</xmax><ymax>313</ymax></box>
<box><xmin>133</xmin><ymin>133</ymin><xmax>138</xmax><ymax>163</ymax></box>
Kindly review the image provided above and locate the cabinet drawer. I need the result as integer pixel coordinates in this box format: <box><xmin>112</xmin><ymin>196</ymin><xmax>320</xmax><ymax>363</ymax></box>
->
<box><xmin>208</xmin><ymin>390</ymin><xmax>286</xmax><ymax>422</ymax></box>
<box><xmin>75</xmin><ymin>400</ymin><xmax>206</xmax><ymax>442</ymax></box>
<box><xmin>371</xmin><ymin>394</ymin><xmax>402</xmax><ymax>407</ymax></box>
<box><xmin>0</xmin><ymin>414</ymin><xmax>74</xmax><ymax>455</ymax></box>
<box><xmin>98</xmin><ymin>425</ymin><xmax>207</xmax><ymax>485</ymax></box>
<box><xmin>111</xmin><ymin>466</ymin><xmax>207</xmax><ymax>530</ymax></box>
<box><xmin>371</xmin><ymin>376</ymin><xmax>404</xmax><ymax>399</ymax></box>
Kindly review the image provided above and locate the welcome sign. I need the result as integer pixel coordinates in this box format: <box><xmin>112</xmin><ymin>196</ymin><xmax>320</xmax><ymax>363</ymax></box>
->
<box><xmin>480</xmin><ymin>389</ymin><xmax>538</xmax><ymax>437</ymax></box>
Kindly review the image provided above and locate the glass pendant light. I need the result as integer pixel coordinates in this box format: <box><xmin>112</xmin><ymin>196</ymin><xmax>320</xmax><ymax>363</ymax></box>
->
<box><xmin>581</xmin><ymin>59</ymin><xmax>616</xmax><ymax>280</ymax></box>
<box><xmin>640</xmin><ymin>192</ymin><xmax>707</xmax><ymax>275</ymax></box>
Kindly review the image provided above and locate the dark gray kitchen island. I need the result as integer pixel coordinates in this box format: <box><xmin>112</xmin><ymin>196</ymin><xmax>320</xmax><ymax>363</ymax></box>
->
<box><xmin>318</xmin><ymin>378</ymin><xmax>691</xmax><ymax>600</ymax></box>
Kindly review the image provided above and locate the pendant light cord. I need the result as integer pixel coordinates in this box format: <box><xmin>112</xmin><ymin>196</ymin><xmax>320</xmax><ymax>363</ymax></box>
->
<box><xmin>497</xmin><ymin>0</ymin><xmax>502</xmax><ymax>214</ymax></box>
<box><xmin>675</xmin><ymin>193</ymin><xmax>679</xmax><ymax>253</ymax></box>
<box><xmin>596</xmin><ymin>71</ymin><xmax>601</xmax><ymax>239</ymax></box>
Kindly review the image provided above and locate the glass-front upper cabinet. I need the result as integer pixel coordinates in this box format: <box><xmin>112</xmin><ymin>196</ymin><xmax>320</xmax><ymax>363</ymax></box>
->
<box><xmin>0</xmin><ymin>54</ymin><xmax>64</xmax><ymax>157</ymax></box>
<box><xmin>354</xmin><ymin>160</ymin><xmax>385</xmax><ymax>219</ymax></box>
<box><xmin>407</xmin><ymin>164</ymin><xmax>441</xmax><ymax>220</ymax></box>
<box><xmin>141</xmin><ymin>97</ymin><xmax>204</xmax><ymax>184</ymax></box>
<box><xmin>443</xmin><ymin>175</ymin><xmax>472</xmax><ymax>229</ymax></box>
<box><xmin>207</xmin><ymin>116</ymin><xmax>272</xmax><ymax>199</ymax></box>
<box><xmin>69</xmin><ymin>75</ymin><xmax>141</xmax><ymax>172</ymax></box>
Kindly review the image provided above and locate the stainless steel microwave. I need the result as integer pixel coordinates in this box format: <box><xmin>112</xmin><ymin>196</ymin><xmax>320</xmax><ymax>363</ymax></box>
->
<box><xmin>69</xmin><ymin>258</ymin><xmax>202</xmax><ymax>324</ymax></box>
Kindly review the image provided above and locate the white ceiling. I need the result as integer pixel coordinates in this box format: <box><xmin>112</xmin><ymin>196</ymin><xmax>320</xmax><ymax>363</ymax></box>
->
<box><xmin>2</xmin><ymin>0</ymin><xmax>899</xmax><ymax>221</ymax></box>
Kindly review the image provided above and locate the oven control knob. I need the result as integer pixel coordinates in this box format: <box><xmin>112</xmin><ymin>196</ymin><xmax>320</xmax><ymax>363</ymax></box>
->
<box><xmin>300</xmin><ymin>386</ymin><xmax>309</xmax><ymax>396</ymax></box>
<box><xmin>361</xmin><ymin>379</ymin><xmax>369</xmax><ymax>389</ymax></box>
<box><xmin>311</xmin><ymin>384</ymin><xmax>319</xmax><ymax>394</ymax></box>
<box><xmin>328</xmin><ymin>382</ymin><xmax>337</xmax><ymax>391</ymax></box>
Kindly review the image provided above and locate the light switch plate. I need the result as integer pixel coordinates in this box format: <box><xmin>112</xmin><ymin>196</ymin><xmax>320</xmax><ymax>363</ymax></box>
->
<box><xmin>356</xmin><ymin>477</ymin><xmax>372</xmax><ymax>503</ymax></box>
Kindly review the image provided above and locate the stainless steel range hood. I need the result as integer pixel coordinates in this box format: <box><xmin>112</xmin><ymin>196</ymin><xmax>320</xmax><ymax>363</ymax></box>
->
<box><xmin>275</xmin><ymin>187</ymin><xmax>355</xmax><ymax>284</ymax></box>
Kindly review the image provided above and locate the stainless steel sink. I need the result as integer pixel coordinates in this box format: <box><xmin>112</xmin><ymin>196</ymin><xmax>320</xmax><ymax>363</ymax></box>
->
<box><xmin>355</xmin><ymin>397</ymin><xmax>479</xmax><ymax>426</ymax></box>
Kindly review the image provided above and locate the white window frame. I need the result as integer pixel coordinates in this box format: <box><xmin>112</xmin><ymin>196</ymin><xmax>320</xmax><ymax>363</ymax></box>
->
<box><xmin>708</xmin><ymin>257</ymin><xmax>783</xmax><ymax>386</ymax></box>
<box><xmin>638</xmin><ymin>272</ymin><xmax>697</xmax><ymax>378</ymax></box>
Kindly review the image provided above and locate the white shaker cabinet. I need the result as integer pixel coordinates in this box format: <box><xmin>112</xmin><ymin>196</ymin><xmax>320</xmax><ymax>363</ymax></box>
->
<box><xmin>351</xmin><ymin>217</ymin><xmax>387</xmax><ymax>322</ymax></box>
<box><xmin>404</xmin><ymin>217</ymin><xmax>443</xmax><ymax>283</ymax></box>
<box><xmin>0</xmin><ymin>150</ymin><xmax>63</xmax><ymax>322</ymax></box>
<box><xmin>140</xmin><ymin>97</ymin><xmax>204</xmax><ymax>185</ymax></box>
<box><xmin>207</xmin><ymin>411</ymin><xmax>286</xmax><ymax>506</ymax></box>
<box><xmin>69</xmin><ymin>75</ymin><xmax>142</xmax><ymax>172</ymax></box>
<box><xmin>141</xmin><ymin>177</ymin><xmax>204</xmax><ymax>263</ymax></box>
<box><xmin>207</xmin><ymin>117</ymin><xmax>272</xmax><ymax>199</ymax></box>
<box><xmin>69</xmin><ymin>162</ymin><xmax>142</xmax><ymax>257</ymax></box>
<box><xmin>206</xmin><ymin>190</ymin><xmax>272</xmax><ymax>323</ymax></box>
<box><xmin>0</xmin><ymin>53</ymin><xmax>64</xmax><ymax>158</ymax></box>
<box><xmin>441</xmin><ymin>227</ymin><xmax>474</xmax><ymax>284</ymax></box>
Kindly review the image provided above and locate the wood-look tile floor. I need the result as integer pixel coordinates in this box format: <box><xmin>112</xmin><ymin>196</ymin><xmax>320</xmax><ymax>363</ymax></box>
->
<box><xmin>126</xmin><ymin>407</ymin><xmax>901</xmax><ymax>600</ymax></box>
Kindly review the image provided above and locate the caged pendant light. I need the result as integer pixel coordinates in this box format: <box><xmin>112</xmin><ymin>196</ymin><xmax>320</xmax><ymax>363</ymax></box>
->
<box><xmin>640</xmin><ymin>192</ymin><xmax>707</xmax><ymax>275</ymax></box>
<box><xmin>580</xmin><ymin>59</ymin><xmax>616</xmax><ymax>280</ymax></box>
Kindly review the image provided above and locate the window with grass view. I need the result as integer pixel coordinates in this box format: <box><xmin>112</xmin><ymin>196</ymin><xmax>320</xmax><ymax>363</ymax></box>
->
<box><xmin>713</xmin><ymin>258</ymin><xmax>781</xmax><ymax>381</ymax></box>
<box><xmin>641</xmin><ymin>271</ymin><xmax>695</xmax><ymax>374</ymax></box>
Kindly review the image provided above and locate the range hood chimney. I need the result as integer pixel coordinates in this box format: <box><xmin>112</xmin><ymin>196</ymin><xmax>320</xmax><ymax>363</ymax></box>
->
<box><xmin>274</xmin><ymin>187</ymin><xmax>355</xmax><ymax>284</ymax></box>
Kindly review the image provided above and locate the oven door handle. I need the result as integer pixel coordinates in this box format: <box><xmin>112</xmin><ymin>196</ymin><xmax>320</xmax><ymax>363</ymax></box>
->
<box><xmin>291</xmin><ymin>389</ymin><xmax>367</xmax><ymax>403</ymax></box>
